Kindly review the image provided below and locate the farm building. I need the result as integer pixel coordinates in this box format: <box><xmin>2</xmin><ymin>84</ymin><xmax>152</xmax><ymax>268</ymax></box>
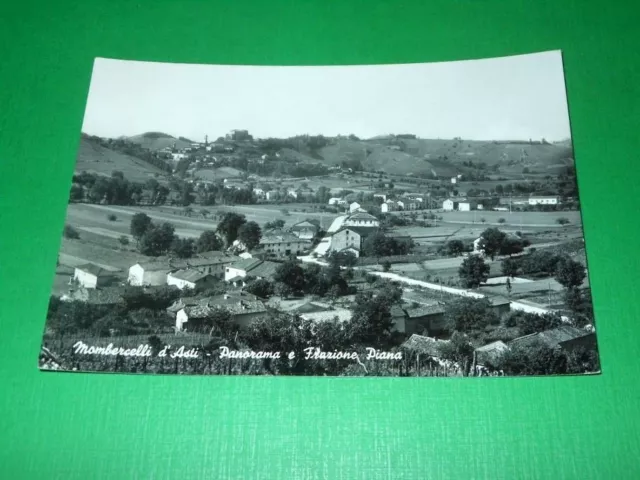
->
<box><xmin>528</xmin><ymin>195</ymin><xmax>560</xmax><ymax>206</ymax></box>
<box><xmin>487</xmin><ymin>296</ymin><xmax>511</xmax><ymax>317</ymax></box>
<box><xmin>343</xmin><ymin>211</ymin><xmax>380</xmax><ymax>228</ymax></box>
<box><xmin>73</xmin><ymin>264</ymin><xmax>116</xmax><ymax>289</ymax></box>
<box><xmin>128</xmin><ymin>261</ymin><xmax>177</xmax><ymax>286</ymax></box>
<box><xmin>328</xmin><ymin>197</ymin><xmax>347</xmax><ymax>206</ymax></box>
<box><xmin>259</xmin><ymin>232</ymin><xmax>311</xmax><ymax>257</ymax></box>
<box><xmin>224</xmin><ymin>258</ymin><xmax>279</xmax><ymax>282</ymax></box>
<box><xmin>392</xmin><ymin>303</ymin><xmax>447</xmax><ymax>336</ymax></box>
<box><xmin>509</xmin><ymin>325</ymin><xmax>596</xmax><ymax>353</ymax></box>
<box><xmin>175</xmin><ymin>293</ymin><xmax>267</xmax><ymax>331</ymax></box>
<box><xmin>442</xmin><ymin>199</ymin><xmax>458</xmax><ymax>211</ymax></box>
<box><xmin>458</xmin><ymin>200</ymin><xmax>478</xmax><ymax>211</ymax></box>
<box><xmin>188</xmin><ymin>252</ymin><xmax>238</xmax><ymax>277</ymax></box>
<box><xmin>349</xmin><ymin>202</ymin><xmax>362</xmax><ymax>213</ymax></box>
<box><xmin>401</xmin><ymin>334</ymin><xmax>451</xmax><ymax>362</ymax></box>
<box><xmin>329</xmin><ymin>226</ymin><xmax>377</xmax><ymax>256</ymax></box>
<box><xmin>166</xmin><ymin>269</ymin><xmax>217</xmax><ymax>290</ymax></box>
<box><xmin>290</xmin><ymin>220</ymin><xmax>320</xmax><ymax>240</ymax></box>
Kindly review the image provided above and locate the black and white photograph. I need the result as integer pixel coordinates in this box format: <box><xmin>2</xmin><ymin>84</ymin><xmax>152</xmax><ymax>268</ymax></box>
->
<box><xmin>39</xmin><ymin>51</ymin><xmax>600</xmax><ymax>377</ymax></box>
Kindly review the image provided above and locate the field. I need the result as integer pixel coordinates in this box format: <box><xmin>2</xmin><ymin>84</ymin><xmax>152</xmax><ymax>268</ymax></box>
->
<box><xmin>75</xmin><ymin>136</ymin><xmax>169</xmax><ymax>183</ymax></box>
<box><xmin>437</xmin><ymin>209</ymin><xmax>582</xmax><ymax>227</ymax></box>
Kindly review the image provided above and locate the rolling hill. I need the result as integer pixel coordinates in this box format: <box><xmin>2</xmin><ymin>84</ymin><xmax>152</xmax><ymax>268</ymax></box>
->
<box><xmin>125</xmin><ymin>132</ymin><xmax>194</xmax><ymax>151</ymax></box>
<box><xmin>75</xmin><ymin>135</ymin><xmax>169</xmax><ymax>183</ymax></box>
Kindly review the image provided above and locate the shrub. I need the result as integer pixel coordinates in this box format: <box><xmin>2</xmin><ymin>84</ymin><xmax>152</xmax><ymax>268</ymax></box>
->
<box><xmin>498</xmin><ymin>218</ymin><xmax>506</xmax><ymax>224</ymax></box>
<box><xmin>556</xmin><ymin>217</ymin><xmax>570</xmax><ymax>225</ymax></box>
<box><xmin>118</xmin><ymin>235</ymin><xmax>130</xmax><ymax>246</ymax></box>
<box><xmin>107</xmin><ymin>214</ymin><xmax>117</xmax><ymax>222</ymax></box>
<box><xmin>63</xmin><ymin>225</ymin><xmax>80</xmax><ymax>239</ymax></box>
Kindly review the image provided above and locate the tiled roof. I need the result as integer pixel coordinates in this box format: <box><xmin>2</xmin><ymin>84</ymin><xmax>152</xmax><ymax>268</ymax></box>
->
<box><xmin>347</xmin><ymin>212</ymin><xmax>378</xmax><ymax>221</ymax></box>
<box><xmin>248</xmin><ymin>261</ymin><xmax>279</xmax><ymax>279</ymax></box>
<box><xmin>260</xmin><ymin>233</ymin><xmax>308</xmax><ymax>244</ymax></box>
<box><xmin>404</xmin><ymin>304</ymin><xmax>445</xmax><ymax>318</ymax></box>
<box><xmin>75</xmin><ymin>263</ymin><xmax>115</xmax><ymax>277</ymax></box>
<box><xmin>169</xmin><ymin>269</ymin><xmax>212</xmax><ymax>283</ymax></box>
<box><xmin>184</xmin><ymin>299</ymin><xmax>267</xmax><ymax>318</ymax></box>
<box><xmin>509</xmin><ymin>326</ymin><xmax>590</xmax><ymax>349</ymax></box>
<box><xmin>229</xmin><ymin>258</ymin><xmax>263</xmax><ymax>271</ymax></box>
<box><xmin>401</xmin><ymin>334</ymin><xmax>450</xmax><ymax>357</ymax></box>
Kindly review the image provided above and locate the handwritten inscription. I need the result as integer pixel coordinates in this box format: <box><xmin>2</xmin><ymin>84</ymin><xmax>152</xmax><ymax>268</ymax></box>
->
<box><xmin>71</xmin><ymin>342</ymin><xmax>402</xmax><ymax>362</ymax></box>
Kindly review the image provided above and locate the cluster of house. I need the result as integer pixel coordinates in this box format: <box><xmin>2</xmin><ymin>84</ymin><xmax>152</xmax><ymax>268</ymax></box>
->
<box><xmin>325</xmin><ymin>205</ymin><xmax>382</xmax><ymax>258</ymax></box>
<box><xmin>253</xmin><ymin>185</ymin><xmax>316</xmax><ymax>202</ymax></box>
<box><xmin>329</xmin><ymin>194</ymin><xmax>426</xmax><ymax>213</ymax></box>
<box><xmin>443</xmin><ymin>195</ymin><xmax>560</xmax><ymax>212</ymax></box>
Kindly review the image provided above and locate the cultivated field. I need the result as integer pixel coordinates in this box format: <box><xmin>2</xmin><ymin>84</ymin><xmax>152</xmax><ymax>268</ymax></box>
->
<box><xmin>437</xmin><ymin>209</ymin><xmax>582</xmax><ymax>227</ymax></box>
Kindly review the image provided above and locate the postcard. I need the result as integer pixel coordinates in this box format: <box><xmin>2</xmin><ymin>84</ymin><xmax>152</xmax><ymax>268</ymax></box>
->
<box><xmin>39</xmin><ymin>51</ymin><xmax>600</xmax><ymax>377</ymax></box>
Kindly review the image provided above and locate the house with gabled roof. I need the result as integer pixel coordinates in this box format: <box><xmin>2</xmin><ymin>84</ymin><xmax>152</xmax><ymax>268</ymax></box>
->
<box><xmin>329</xmin><ymin>226</ymin><xmax>377</xmax><ymax>257</ymax></box>
<box><xmin>259</xmin><ymin>232</ymin><xmax>310</xmax><ymax>257</ymax></box>
<box><xmin>392</xmin><ymin>303</ymin><xmax>447</xmax><ymax>336</ymax></box>
<box><xmin>474</xmin><ymin>340</ymin><xmax>509</xmax><ymax>366</ymax></box>
<box><xmin>224</xmin><ymin>258</ymin><xmax>280</xmax><ymax>282</ymax></box>
<box><xmin>342</xmin><ymin>211</ymin><xmax>380</xmax><ymax>228</ymax></box>
<box><xmin>167</xmin><ymin>269</ymin><xmax>217</xmax><ymax>290</ymax></box>
<box><xmin>509</xmin><ymin>325</ymin><xmax>596</xmax><ymax>353</ymax></box>
<box><xmin>73</xmin><ymin>263</ymin><xmax>117</xmax><ymax>289</ymax></box>
<box><xmin>290</xmin><ymin>220</ymin><xmax>320</xmax><ymax>240</ymax></box>
<box><xmin>175</xmin><ymin>292</ymin><xmax>268</xmax><ymax>330</ymax></box>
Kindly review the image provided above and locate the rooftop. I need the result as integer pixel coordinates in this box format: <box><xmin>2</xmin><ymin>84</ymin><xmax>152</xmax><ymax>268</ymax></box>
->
<box><xmin>260</xmin><ymin>233</ymin><xmax>308</xmax><ymax>244</ymax></box>
<box><xmin>300</xmin><ymin>309</ymin><xmax>352</xmax><ymax>323</ymax></box>
<box><xmin>65</xmin><ymin>287</ymin><xmax>125</xmax><ymax>305</ymax></box>
<box><xmin>346</xmin><ymin>212</ymin><xmax>378</xmax><ymax>221</ymax></box>
<box><xmin>487</xmin><ymin>295</ymin><xmax>511</xmax><ymax>307</ymax></box>
<box><xmin>75</xmin><ymin>263</ymin><xmax>116</xmax><ymax>277</ymax></box>
<box><xmin>333</xmin><ymin>226</ymin><xmax>378</xmax><ymax>237</ymax></box>
<box><xmin>404</xmin><ymin>304</ymin><xmax>446</xmax><ymax>318</ymax></box>
<box><xmin>229</xmin><ymin>258</ymin><xmax>263</xmax><ymax>272</ymax></box>
<box><xmin>169</xmin><ymin>269</ymin><xmax>212</xmax><ymax>283</ymax></box>
<box><xmin>509</xmin><ymin>325</ymin><xmax>591</xmax><ymax>349</ymax></box>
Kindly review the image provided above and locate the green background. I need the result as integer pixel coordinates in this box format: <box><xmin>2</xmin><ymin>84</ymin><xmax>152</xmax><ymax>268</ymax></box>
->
<box><xmin>1</xmin><ymin>1</ymin><xmax>638</xmax><ymax>478</ymax></box>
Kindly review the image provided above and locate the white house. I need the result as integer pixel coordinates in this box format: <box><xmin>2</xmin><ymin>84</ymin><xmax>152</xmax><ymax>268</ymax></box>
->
<box><xmin>287</xmin><ymin>189</ymin><xmax>298</xmax><ymax>199</ymax></box>
<box><xmin>166</xmin><ymin>270</ymin><xmax>216</xmax><ymax>290</ymax></box>
<box><xmin>73</xmin><ymin>264</ymin><xmax>115</xmax><ymax>289</ymax></box>
<box><xmin>451</xmin><ymin>177</ymin><xmax>457</xmax><ymax>184</ymax></box>
<box><xmin>528</xmin><ymin>196</ymin><xmax>559</xmax><ymax>206</ymax></box>
<box><xmin>328</xmin><ymin>197</ymin><xmax>342</xmax><ymax>205</ymax></box>
<box><xmin>265</xmin><ymin>190</ymin><xmax>279</xmax><ymax>201</ymax></box>
<box><xmin>381</xmin><ymin>200</ymin><xmax>396</xmax><ymax>213</ymax></box>
<box><xmin>253</xmin><ymin>188</ymin><xmax>265</xmax><ymax>198</ymax></box>
<box><xmin>128</xmin><ymin>262</ymin><xmax>174</xmax><ymax>286</ymax></box>
<box><xmin>349</xmin><ymin>202</ymin><xmax>361</xmax><ymax>213</ymax></box>
<box><xmin>224</xmin><ymin>258</ymin><xmax>279</xmax><ymax>282</ymax></box>
<box><xmin>396</xmin><ymin>200</ymin><xmax>405</xmax><ymax>210</ymax></box>
<box><xmin>442</xmin><ymin>199</ymin><xmax>456</xmax><ymax>211</ymax></box>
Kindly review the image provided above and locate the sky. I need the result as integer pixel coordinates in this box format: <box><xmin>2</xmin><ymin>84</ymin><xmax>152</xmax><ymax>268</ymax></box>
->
<box><xmin>81</xmin><ymin>51</ymin><xmax>572</xmax><ymax>142</ymax></box>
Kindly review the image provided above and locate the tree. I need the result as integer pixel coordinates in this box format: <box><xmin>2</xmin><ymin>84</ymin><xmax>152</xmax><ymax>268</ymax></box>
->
<box><xmin>498</xmin><ymin>218</ymin><xmax>506</xmax><ymax>224</ymax></box>
<box><xmin>329</xmin><ymin>250</ymin><xmax>357</xmax><ymax>268</ymax></box>
<box><xmin>245</xmin><ymin>279</ymin><xmax>275</xmax><ymax>298</ymax></box>
<box><xmin>348</xmin><ymin>291</ymin><xmax>395</xmax><ymax>346</ymax></box>
<box><xmin>69</xmin><ymin>184</ymin><xmax>84</xmax><ymax>202</ymax></box>
<box><xmin>496</xmin><ymin>340</ymin><xmax>568</xmax><ymax>376</ymax></box>
<box><xmin>556</xmin><ymin>217</ymin><xmax>570</xmax><ymax>225</ymax></box>
<box><xmin>382</xmin><ymin>260</ymin><xmax>392</xmax><ymax>272</ymax></box>
<box><xmin>171</xmin><ymin>237</ymin><xmax>195</xmax><ymax>258</ymax></box>
<box><xmin>217</xmin><ymin>212</ymin><xmax>246</xmax><ymax>247</ymax></box>
<box><xmin>196</xmin><ymin>230</ymin><xmax>222</xmax><ymax>253</ymax></box>
<box><xmin>139</xmin><ymin>223</ymin><xmax>175</xmax><ymax>256</ymax></box>
<box><xmin>107</xmin><ymin>214</ymin><xmax>117</xmax><ymax>222</ymax></box>
<box><xmin>264</xmin><ymin>219</ymin><xmax>286</xmax><ymax>231</ymax></box>
<box><xmin>130</xmin><ymin>213</ymin><xmax>152</xmax><ymax>243</ymax></box>
<box><xmin>555</xmin><ymin>257</ymin><xmax>586</xmax><ymax>289</ymax></box>
<box><xmin>478</xmin><ymin>228</ymin><xmax>507</xmax><ymax>260</ymax></box>
<box><xmin>505</xmin><ymin>310</ymin><xmax>562</xmax><ymax>336</ymax></box>
<box><xmin>499</xmin><ymin>238</ymin><xmax>525</xmax><ymax>256</ymax></box>
<box><xmin>445</xmin><ymin>297</ymin><xmax>496</xmax><ymax>334</ymax></box>
<box><xmin>274</xmin><ymin>260</ymin><xmax>306</xmax><ymax>294</ymax></box>
<box><xmin>458</xmin><ymin>255</ymin><xmax>490</xmax><ymax>288</ymax></box>
<box><xmin>237</xmin><ymin>221</ymin><xmax>262</xmax><ymax>250</ymax></box>
<box><xmin>446</xmin><ymin>240</ymin><xmax>465</xmax><ymax>256</ymax></box>
<box><xmin>437</xmin><ymin>332</ymin><xmax>475</xmax><ymax>376</ymax></box>
<box><xmin>502</xmin><ymin>258</ymin><xmax>519</xmax><ymax>278</ymax></box>
<box><xmin>118</xmin><ymin>235</ymin><xmax>130</xmax><ymax>246</ymax></box>
<box><xmin>63</xmin><ymin>225</ymin><xmax>80</xmax><ymax>239</ymax></box>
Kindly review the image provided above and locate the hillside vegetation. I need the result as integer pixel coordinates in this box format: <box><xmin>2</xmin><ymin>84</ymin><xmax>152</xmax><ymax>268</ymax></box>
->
<box><xmin>75</xmin><ymin>135</ymin><xmax>169</xmax><ymax>182</ymax></box>
<box><xmin>125</xmin><ymin>132</ymin><xmax>193</xmax><ymax>151</ymax></box>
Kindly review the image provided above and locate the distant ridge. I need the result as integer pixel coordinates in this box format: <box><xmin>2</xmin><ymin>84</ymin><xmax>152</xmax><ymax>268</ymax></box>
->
<box><xmin>125</xmin><ymin>132</ymin><xmax>193</xmax><ymax>151</ymax></box>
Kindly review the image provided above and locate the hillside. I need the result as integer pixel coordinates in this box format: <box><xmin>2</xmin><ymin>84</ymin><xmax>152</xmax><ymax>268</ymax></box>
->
<box><xmin>125</xmin><ymin>132</ymin><xmax>193</xmax><ymax>151</ymax></box>
<box><xmin>75</xmin><ymin>136</ymin><xmax>169</xmax><ymax>183</ymax></box>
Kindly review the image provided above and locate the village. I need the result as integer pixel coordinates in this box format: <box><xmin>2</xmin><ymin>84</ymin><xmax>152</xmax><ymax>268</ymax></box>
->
<box><xmin>39</xmin><ymin>127</ymin><xmax>598</xmax><ymax>376</ymax></box>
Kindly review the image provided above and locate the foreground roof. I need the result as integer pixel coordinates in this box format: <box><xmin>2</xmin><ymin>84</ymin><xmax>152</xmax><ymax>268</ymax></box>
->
<box><xmin>75</xmin><ymin>263</ymin><xmax>115</xmax><ymax>277</ymax></box>
<box><xmin>401</xmin><ymin>334</ymin><xmax>450</xmax><ymax>357</ymax></box>
<box><xmin>169</xmin><ymin>269</ymin><xmax>212</xmax><ymax>283</ymax></box>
